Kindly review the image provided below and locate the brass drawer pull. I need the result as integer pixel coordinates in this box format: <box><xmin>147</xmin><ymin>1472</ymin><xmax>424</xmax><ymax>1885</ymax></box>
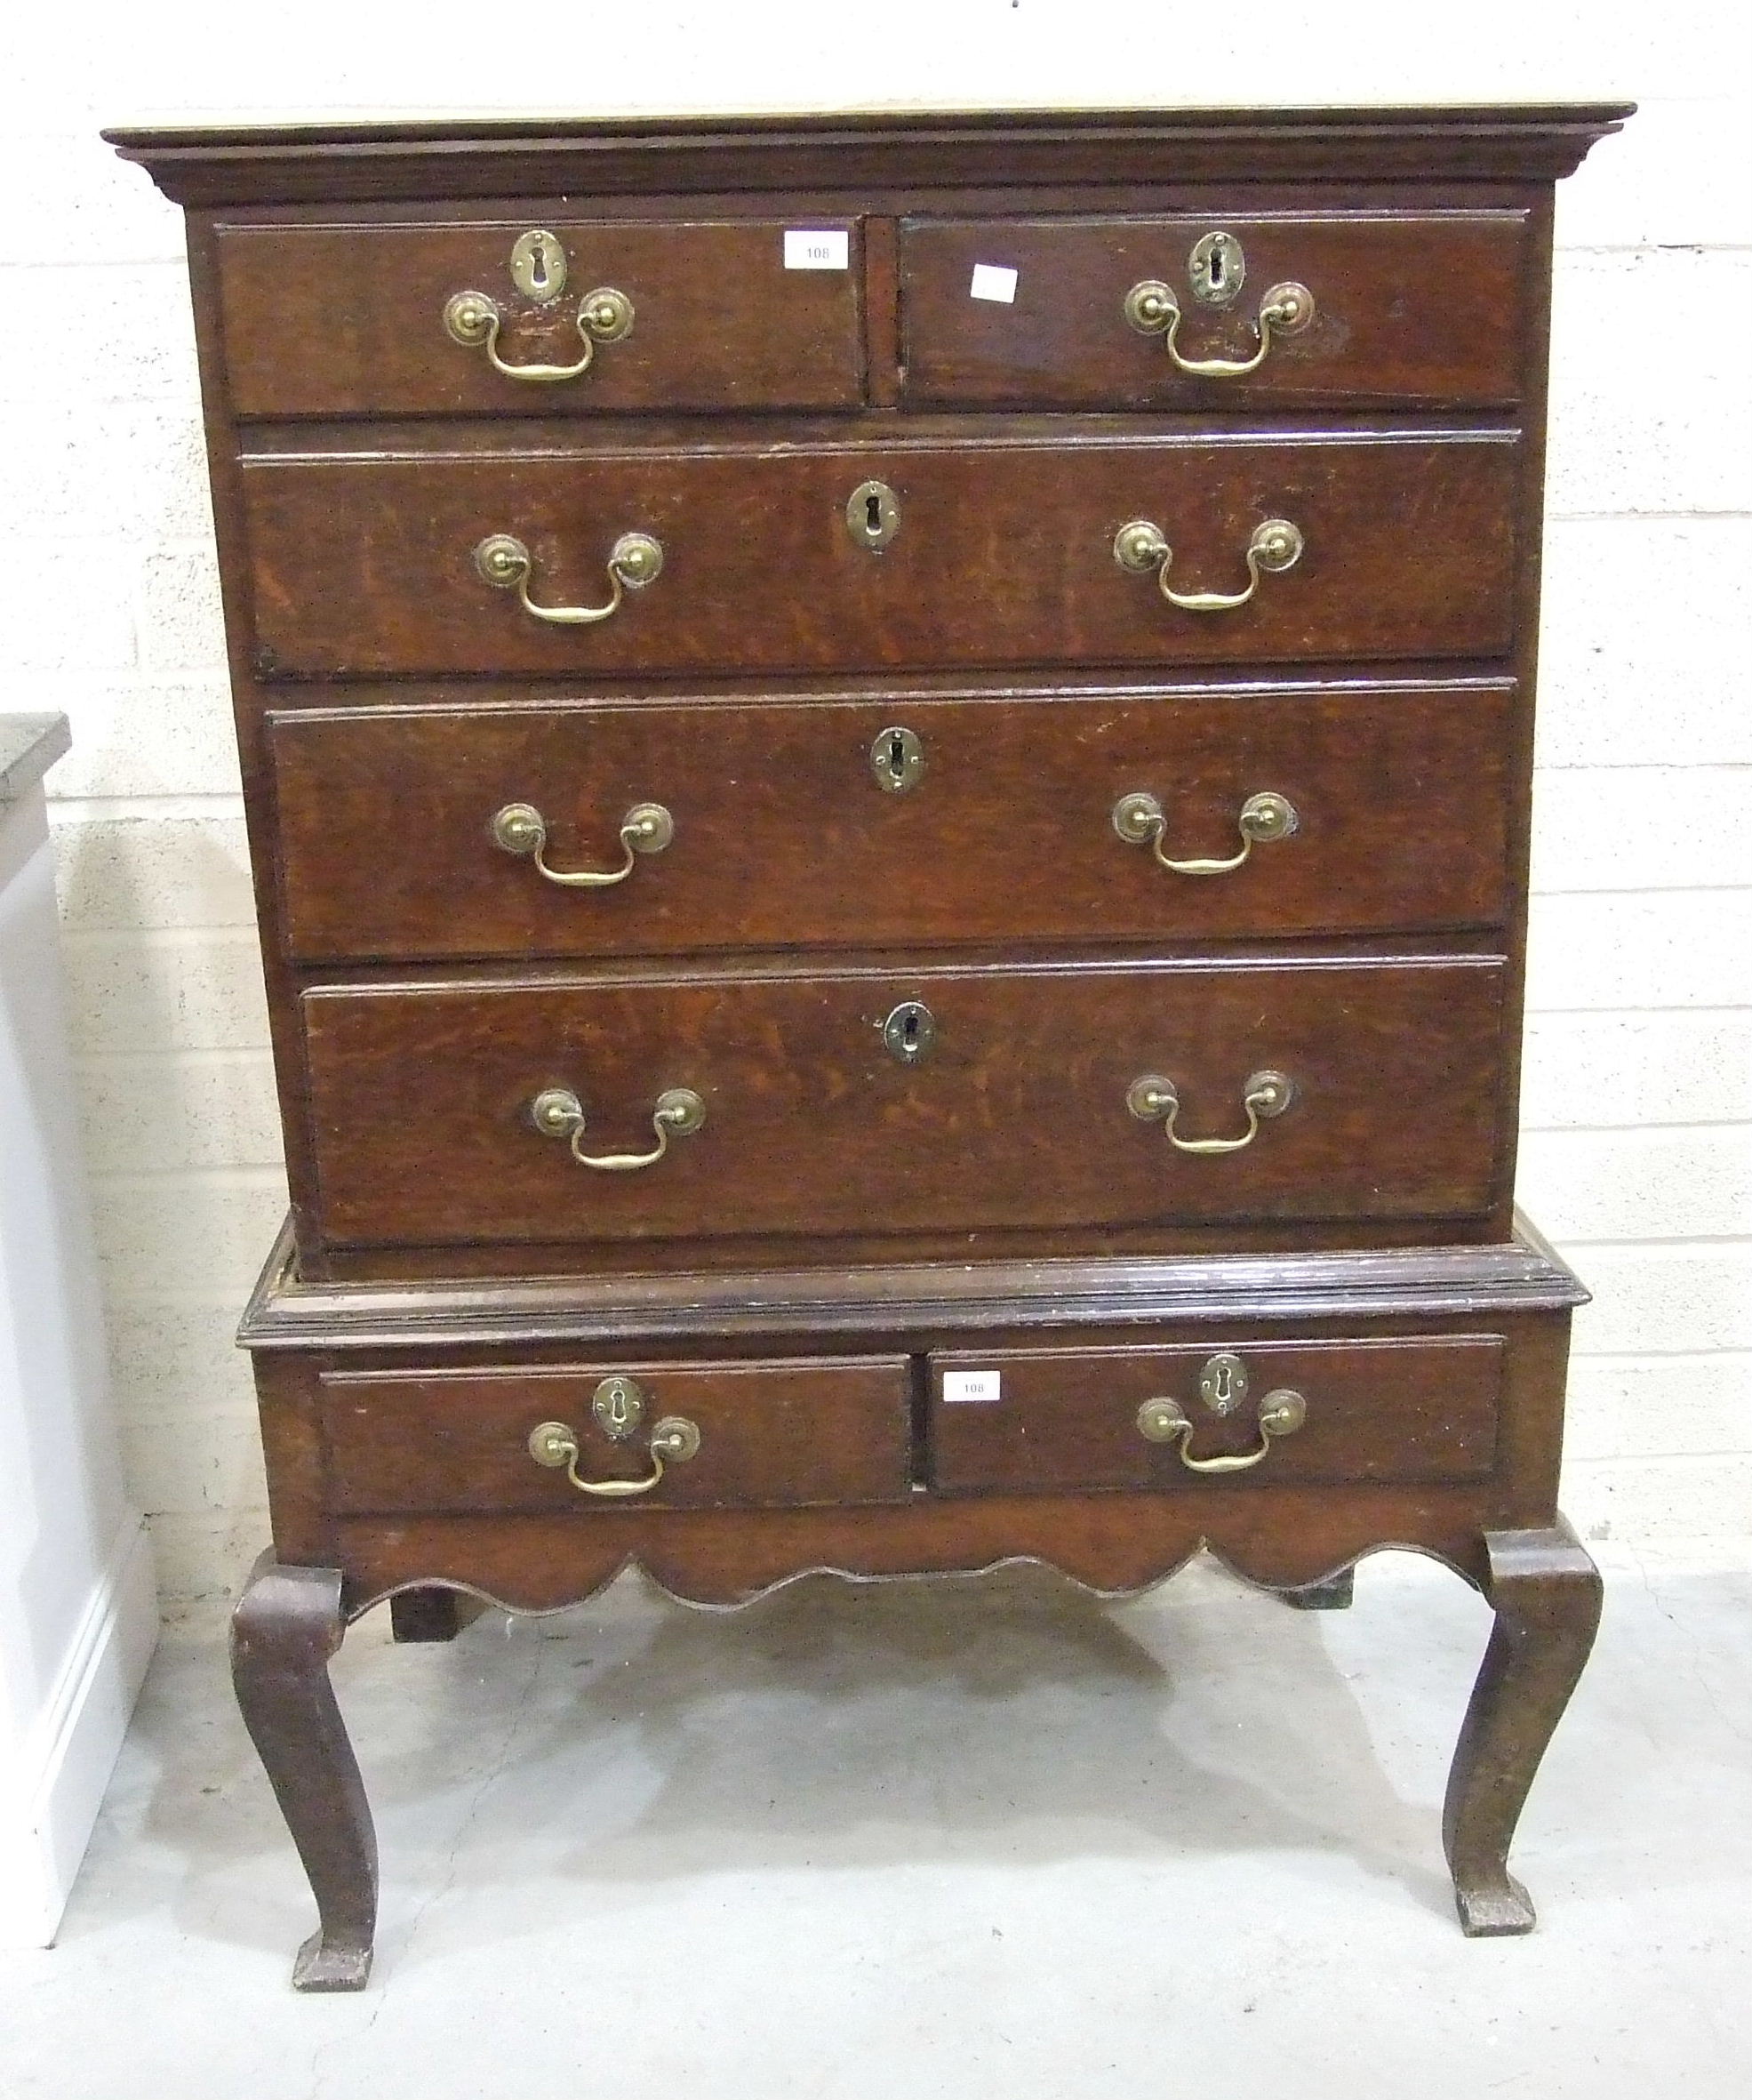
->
<box><xmin>1136</xmin><ymin>1390</ymin><xmax>1308</xmax><ymax>1473</ymax></box>
<box><xmin>444</xmin><ymin>284</ymin><xmax>634</xmax><ymax>382</ymax></box>
<box><xmin>492</xmin><ymin>800</ymin><xmax>674</xmax><ymax>887</ymax></box>
<box><xmin>1114</xmin><ymin>517</ymin><xmax>1303</xmax><ymax>613</ymax></box>
<box><xmin>1127</xmin><ymin>1069</ymin><xmax>1294</xmax><ymax>1154</ymax></box>
<box><xmin>475</xmin><ymin>530</ymin><xmax>663</xmax><ymax>625</ymax></box>
<box><xmin>1123</xmin><ymin>277</ymin><xmax>1314</xmax><ymax>378</ymax></box>
<box><xmin>530</xmin><ymin>1085</ymin><xmax>706</xmax><ymax>1172</ymax></box>
<box><xmin>527</xmin><ymin>1408</ymin><xmax>701</xmax><ymax>1499</ymax></box>
<box><xmin>1113</xmin><ymin>789</ymin><xmax>1298</xmax><ymax>875</ymax></box>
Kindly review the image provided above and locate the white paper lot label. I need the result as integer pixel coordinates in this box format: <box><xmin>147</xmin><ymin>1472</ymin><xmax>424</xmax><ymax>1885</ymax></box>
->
<box><xmin>969</xmin><ymin>263</ymin><xmax>1019</xmax><ymax>303</ymax></box>
<box><xmin>784</xmin><ymin>228</ymin><xmax>849</xmax><ymax>269</ymax></box>
<box><xmin>942</xmin><ymin>1370</ymin><xmax>1003</xmax><ymax>1404</ymax></box>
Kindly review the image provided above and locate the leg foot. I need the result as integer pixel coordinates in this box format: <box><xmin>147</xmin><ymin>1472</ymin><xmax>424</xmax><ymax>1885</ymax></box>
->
<box><xmin>231</xmin><ymin>1551</ymin><xmax>378</xmax><ymax>1991</ymax></box>
<box><xmin>389</xmin><ymin>1586</ymin><xmax>486</xmax><ymax>1644</ymax></box>
<box><xmin>1281</xmin><ymin>1568</ymin><xmax>1355</xmax><ymax>1611</ymax></box>
<box><xmin>1444</xmin><ymin>1519</ymin><xmax>1601</xmax><ymax>1936</ymax></box>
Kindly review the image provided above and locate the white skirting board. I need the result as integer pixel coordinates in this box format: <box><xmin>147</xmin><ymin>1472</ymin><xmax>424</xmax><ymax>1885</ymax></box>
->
<box><xmin>0</xmin><ymin>1516</ymin><xmax>159</xmax><ymax>1948</ymax></box>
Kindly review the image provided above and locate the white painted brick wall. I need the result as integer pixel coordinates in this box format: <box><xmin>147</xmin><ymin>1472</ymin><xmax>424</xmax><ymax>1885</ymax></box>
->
<box><xmin>3</xmin><ymin>1</ymin><xmax>1747</xmax><ymax>1601</ymax></box>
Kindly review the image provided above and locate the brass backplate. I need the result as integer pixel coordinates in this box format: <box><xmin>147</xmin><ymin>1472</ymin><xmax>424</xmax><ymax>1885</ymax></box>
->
<box><xmin>591</xmin><ymin>1374</ymin><xmax>646</xmax><ymax>1441</ymax></box>
<box><xmin>1188</xmin><ymin>230</ymin><xmax>1245</xmax><ymax>306</ymax></box>
<box><xmin>870</xmin><ymin>725</ymin><xmax>924</xmax><ymax>793</ymax></box>
<box><xmin>1198</xmin><ymin>1351</ymin><xmax>1248</xmax><ymax>1416</ymax></box>
<box><xmin>847</xmin><ymin>479</ymin><xmax>900</xmax><ymax>550</ymax></box>
<box><xmin>509</xmin><ymin>228</ymin><xmax>568</xmax><ymax>302</ymax></box>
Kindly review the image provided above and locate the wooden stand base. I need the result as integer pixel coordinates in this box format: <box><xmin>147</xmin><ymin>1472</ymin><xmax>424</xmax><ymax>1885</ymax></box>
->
<box><xmin>233</xmin><ymin>1219</ymin><xmax>1596</xmax><ymax>1989</ymax></box>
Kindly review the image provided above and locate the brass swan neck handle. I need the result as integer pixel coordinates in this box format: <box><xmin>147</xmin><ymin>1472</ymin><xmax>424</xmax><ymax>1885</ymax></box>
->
<box><xmin>475</xmin><ymin>530</ymin><xmax>663</xmax><ymax>626</ymax></box>
<box><xmin>1127</xmin><ymin>1070</ymin><xmax>1295</xmax><ymax>1155</ymax></box>
<box><xmin>529</xmin><ymin>1086</ymin><xmax>706</xmax><ymax>1173</ymax></box>
<box><xmin>444</xmin><ymin>285</ymin><xmax>633</xmax><ymax>382</ymax></box>
<box><xmin>1113</xmin><ymin>790</ymin><xmax>1298</xmax><ymax>876</ymax></box>
<box><xmin>492</xmin><ymin>800</ymin><xmax>674</xmax><ymax>887</ymax></box>
<box><xmin>1114</xmin><ymin>517</ymin><xmax>1304</xmax><ymax>613</ymax></box>
<box><xmin>1123</xmin><ymin>277</ymin><xmax>1314</xmax><ymax>378</ymax></box>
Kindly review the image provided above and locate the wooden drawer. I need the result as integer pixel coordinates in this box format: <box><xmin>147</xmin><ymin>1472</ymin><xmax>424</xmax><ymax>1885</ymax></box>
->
<box><xmin>927</xmin><ymin>1335</ymin><xmax>1503</xmax><ymax>1492</ymax></box>
<box><xmin>216</xmin><ymin>218</ymin><xmax>866</xmax><ymax>417</ymax></box>
<box><xmin>241</xmin><ymin>429</ymin><xmax>1520</xmax><ymax>679</ymax></box>
<box><xmin>899</xmin><ymin>212</ymin><xmax>1527</xmax><ymax>409</ymax></box>
<box><xmin>300</xmin><ymin>955</ymin><xmax>1506</xmax><ymax>1247</ymax></box>
<box><xmin>321</xmin><ymin>1355</ymin><xmax>912</xmax><ymax>1512</ymax></box>
<box><xmin>269</xmin><ymin>683</ymin><xmax>1513</xmax><ymax>964</ymax></box>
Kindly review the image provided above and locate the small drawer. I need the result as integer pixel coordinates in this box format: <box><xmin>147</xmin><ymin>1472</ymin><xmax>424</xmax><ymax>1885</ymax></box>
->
<box><xmin>899</xmin><ymin>212</ymin><xmax>1528</xmax><ymax>410</ymax></box>
<box><xmin>299</xmin><ymin>953</ymin><xmax>1506</xmax><ymax>1249</ymax></box>
<box><xmin>928</xmin><ymin>1336</ymin><xmax>1503</xmax><ymax>1494</ymax></box>
<box><xmin>268</xmin><ymin>683</ymin><xmax>1513</xmax><ymax>965</ymax></box>
<box><xmin>216</xmin><ymin>218</ymin><xmax>866</xmax><ymax>417</ymax></box>
<box><xmin>322</xmin><ymin>1356</ymin><xmax>913</xmax><ymax>1513</ymax></box>
<box><xmin>242</xmin><ymin>429</ymin><xmax>1519</xmax><ymax>680</ymax></box>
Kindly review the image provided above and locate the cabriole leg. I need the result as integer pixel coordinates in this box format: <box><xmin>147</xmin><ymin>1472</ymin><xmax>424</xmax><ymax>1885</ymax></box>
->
<box><xmin>230</xmin><ymin>1550</ymin><xmax>378</xmax><ymax>1990</ymax></box>
<box><xmin>1443</xmin><ymin>1519</ymin><xmax>1602</xmax><ymax>1936</ymax></box>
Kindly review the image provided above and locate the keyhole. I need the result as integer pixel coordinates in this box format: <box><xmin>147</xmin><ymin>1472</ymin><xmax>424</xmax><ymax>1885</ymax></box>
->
<box><xmin>902</xmin><ymin>1010</ymin><xmax>919</xmax><ymax>1052</ymax></box>
<box><xmin>1210</xmin><ymin>1363</ymin><xmax>1234</xmax><ymax>1406</ymax></box>
<box><xmin>1208</xmin><ymin>246</ymin><xmax>1224</xmax><ymax>289</ymax></box>
<box><xmin>888</xmin><ymin>733</ymin><xmax>906</xmax><ymax>780</ymax></box>
<box><xmin>866</xmin><ymin>491</ymin><xmax>884</xmax><ymax>535</ymax></box>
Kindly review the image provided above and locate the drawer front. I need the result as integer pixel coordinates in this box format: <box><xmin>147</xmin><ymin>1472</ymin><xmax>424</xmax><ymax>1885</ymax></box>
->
<box><xmin>322</xmin><ymin>1356</ymin><xmax>912</xmax><ymax>1513</ymax></box>
<box><xmin>900</xmin><ymin>212</ymin><xmax>1527</xmax><ymax>409</ymax></box>
<box><xmin>270</xmin><ymin>685</ymin><xmax>1513</xmax><ymax>964</ymax></box>
<box><xmin>217</xmin><ymin>219</ymin><xmax>866</xmax><ymax>417</ymax></box>
<box><xmin>928</xmin><ymin>1336</ymin><xmax>1503</xmax><ymax>1493</ymax></box>
<box><xmin>300</xmin><ymin>956</ymin><xmax>1506</xmax><ymax>1247</ymax></box>
<box><xmin>242</xmin><ymin>430</ymin><xmax>1520</xmax><ymax>678</ymax></box>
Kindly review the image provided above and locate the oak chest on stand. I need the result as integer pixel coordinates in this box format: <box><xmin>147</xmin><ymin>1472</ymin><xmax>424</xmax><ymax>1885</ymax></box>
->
<box><xmin>108</xmin><ymin>101</ymin><xmax>1629</xmax><ymax>1989</ymax></box>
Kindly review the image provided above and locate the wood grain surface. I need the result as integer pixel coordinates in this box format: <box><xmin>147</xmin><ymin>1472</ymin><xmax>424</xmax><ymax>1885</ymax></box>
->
<box><xmin>268</xmin><ymin>681</ymin><xmax>1514</xmax><ymax>962</ymax></box>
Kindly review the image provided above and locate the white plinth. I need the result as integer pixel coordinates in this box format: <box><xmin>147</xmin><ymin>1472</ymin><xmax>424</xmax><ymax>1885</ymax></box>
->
<box><xmin>1</xmin><ymin>725</ymin><xmax>158</xmax><ymax>1946</ymax></box>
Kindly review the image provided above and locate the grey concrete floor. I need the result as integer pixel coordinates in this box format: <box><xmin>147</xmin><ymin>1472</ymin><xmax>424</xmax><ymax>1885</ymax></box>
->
<box><xmin>3</xmin><ymin>1551</ymin><xmax>1748</xmax><ymax>2098</ymax></box>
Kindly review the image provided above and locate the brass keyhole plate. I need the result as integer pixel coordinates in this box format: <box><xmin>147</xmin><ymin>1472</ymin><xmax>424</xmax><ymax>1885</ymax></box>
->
<box><xmin>847</xmin><ymin>479</ymin><xmax>901</xmax><ymax>550</ymax></box>
<box><xmin>1198</xmin><ymin>1351</ymin><xmax>1249</xmax><ymax>1416</ymax></box>
<box><xmin>1188</xmin><ymin>230</ymin><xmax>1245</xmax><ymax>306</ymax></box>
<box><xmin>882</xmin><ymin>999</ymin><xmax>935</xmax><ymax>1066</ymax></box>
<box><xmin>591</xmin><ymin>1374</ymin><xmax>646</xmax><ymax>1441</ymax></box>
<box><xmin>509</xmin><ymin>228</ymin><xmax>568</xmax><ymax>302</ymax></box>
<box><xmin>871</xmin><ymin>725</ymin><xmax>924</xmax><ymax>793</ymax></box>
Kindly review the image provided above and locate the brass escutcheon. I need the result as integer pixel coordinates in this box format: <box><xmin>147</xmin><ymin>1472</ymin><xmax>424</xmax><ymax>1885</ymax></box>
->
<box><xmin>847</xmin><ymin>479</ymin><xmax>901</xmax><ymax>550</ymax></box>
<box><xmin>508</xmin><ymin>228</ymin><xmax>568</xmax><ymax>302</ymax></box>
<box><xmin>1188</xmin><ymin>230</ymin><xmax>1245</xmax><ymax>306</ymax></box>
<box><xmin>882</xmin><ymin>999</ymin><xmax>935</xmax><ymax>1066</ymax></box>
<box><xmin>591</xmin><ymin>1374</ymin><xmax>645</xmax><ymax>1441</ymax></box>
<box><xmin>870</xmin><ymin>725</ymin><xmax>925</xmax><ymax>793</ymax></box>
<box><xmin>1198</xmin><ymin>1351</ymin><xmax>1248</xmax><ymax>1416</ymax></box>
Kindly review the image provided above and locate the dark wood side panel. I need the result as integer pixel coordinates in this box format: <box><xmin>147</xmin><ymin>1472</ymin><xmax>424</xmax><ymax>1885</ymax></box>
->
<box><xmin>300</xmin><ymin>955</ymin><xmax>1508</xmax><ymax>1247</ymax></box>
<box><xmin>928</xmin><ymin>1335</ymin><xmax>1503</xmax><ymax>1492</ymax></box>
<box><xmin>321</xmin><ymin>1356</ymin><xmax>913</xmax><ymax>1511</ymax></box>
<box><xmin>241</xmin><ymin>430</ymin><xmax>1522</xmax><ymax>678</ymax></box>
<box><xmin>268</xmin><ymin>683</ymin><xmax>1515</xmax><ymax>964</ymax></box>
<box><xmin>218</xmin><ymin>219</ymin><xmax>867</xmax><ymax>417</ymax></box>
<box><xmin>900</xmin><ymin>212</ymin><xmax>1527</xmax><ymax>410</ymax></box>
